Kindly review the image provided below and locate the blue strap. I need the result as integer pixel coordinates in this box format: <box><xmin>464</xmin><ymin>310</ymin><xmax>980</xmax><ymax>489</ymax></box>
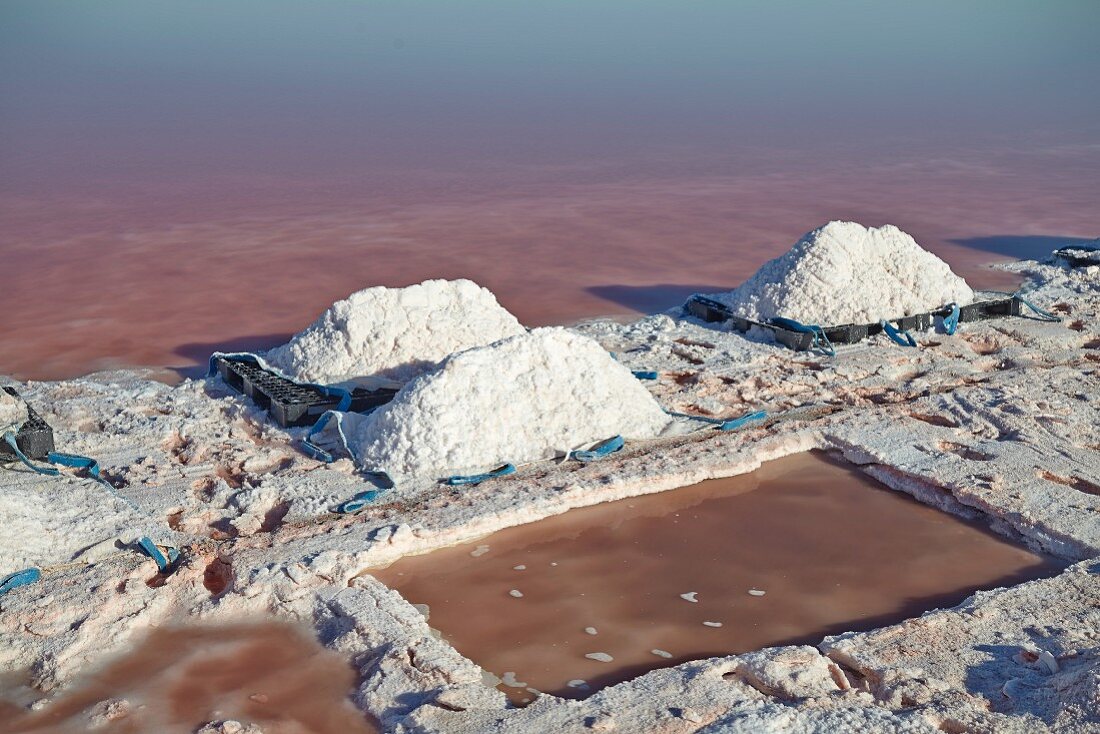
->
<box><xmin>1015</xmin><ymin>294</ymin><xmax>1061</xmax><ymax>323</ymax></box>
<box><xmin>302</xmin><ymin>410</ymin><xmax>350</xmax><ymax>463</ymax></box>
<box><xmin>632</xmin><ymin>371</ymin><xmax>659</xmax><ymax>380</ymax></box>
<box><xmin>718</xmin><ymin>410</ymin><xmax>768</xmax><ymax>431</ymax></box>
<box><xmin>444</xmin><ymin>463</ymin><xmax>516</xmax><ymax>486</ymax></box>
<box><xmin>880</xmin><ymin>320</ymin><xmax>917</xmax><ymax>347</ymax></box>
<box><xmin>0</xmin><ymin>568</ymin><xmax>40</xmax><ymax>597</ymax></box>
<box><xmin>942</xmin><ymin>304</ymin><xmax>960</xmax><ymax>335</ymax></box>
<box><xmin>770</xmin><ymin>317</ymin><xmax>836</xmax><ymax>357</ymax></box>
<box><xmin>48</xmin><ymin>451</ymin><xmax>112</xmax><ymax>487</ymax></box>
<box><xmin>572</xmin><ymin>435</ymin><xmax>625</xmax><ymax>462</ymax></box>
<box><xmin>336</xmin><ymin>488</ymin><xmax>388</xmax><ymax>514</ymax></box>
<box><xmin>135</xmin><ymin>536</ymin><xmax>180</xmax><ymax>573</ymax></box>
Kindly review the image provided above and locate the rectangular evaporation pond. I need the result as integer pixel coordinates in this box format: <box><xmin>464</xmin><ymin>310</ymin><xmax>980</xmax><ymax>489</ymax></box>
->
<box><xmin>372</xmin><ymin>451</ymin><xmax>1065</xmax><ymax>704</ymax></box>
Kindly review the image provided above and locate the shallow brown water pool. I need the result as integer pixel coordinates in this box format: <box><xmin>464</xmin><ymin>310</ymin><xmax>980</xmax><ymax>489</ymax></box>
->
<box><xmin>1</xmin><ymin>622</ymin><xmax>378</xmax><ymax>734</ymax></box>
<box><xmin>374</xmin><ymin>451</ymin><xmax>1064</xmax><ymax>703</ymax></box>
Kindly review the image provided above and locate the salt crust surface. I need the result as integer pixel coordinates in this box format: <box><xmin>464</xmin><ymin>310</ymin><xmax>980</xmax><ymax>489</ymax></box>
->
<box><xmin>264</xmin><ymin>279</ymin><xmax>525</xmax><ymax>387</ymax></box>
<box><xmin>711</xmin><ymin>221</ymin><xmax>975</xmax><ymax>325</ymax></box>
<box><xmin>347</xmin><ymin>327</ymin><xmax>672</xmax><ymax>482</ymax></box>
<box><xmin>1</xmin><ymin>255</ymin><xmax>1097</xmax><ymax>733</ymax></box>
<box><xmin>0</xmin><ymin>389</ymin><xmax>27</xmax><ymax>433</ymax></box>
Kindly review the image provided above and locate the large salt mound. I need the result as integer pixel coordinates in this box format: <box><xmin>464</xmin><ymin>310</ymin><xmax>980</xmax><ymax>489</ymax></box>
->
<box><xmin>347</xmin><ymin>327</ymin><xmax>671</xmax><ymax>482</ymax></box>
<box><xmin>711</xmin><ymin>221</ymin><xmax>975</xmax><ymax>325</ymax></box>
<box><xmin>264</xmin><ymin>279</ymin><xmax>525</xmax><ymax>386</ymax></box>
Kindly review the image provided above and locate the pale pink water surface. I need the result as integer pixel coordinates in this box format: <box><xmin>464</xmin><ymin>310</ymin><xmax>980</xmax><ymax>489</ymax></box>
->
<box><xmin>2</xmin><ymin>3</ymin><xmax>1097</xmax><ymax>380</ymax></box>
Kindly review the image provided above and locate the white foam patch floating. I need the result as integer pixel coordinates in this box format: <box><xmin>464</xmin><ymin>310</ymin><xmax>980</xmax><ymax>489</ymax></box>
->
<box><xmin>710</xmin><ymin>221</ymin><xmax>975</xmax><ymax>325</ymax></box>
<box><xmin>264</xmin><ymin>279</ymin><xmax>525</xmax><ymax>387</ymax></box>
<box><xmin>346</xmin><ymin>328</ymin><xmax>671</xmax><ymax>483</ymax></box>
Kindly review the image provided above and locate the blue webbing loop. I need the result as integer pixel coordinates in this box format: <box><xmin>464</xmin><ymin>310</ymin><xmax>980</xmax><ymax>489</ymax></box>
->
<box><xmin>1015</xmin><ymin>294</ymin><xmax>1061</xmax><ymax>323</ymax></box>
<box><xmin>0</xmin><ymin>568</ymin><xmax>41</xmax><ymax>597</ymax></box>
<box><xmin>942</xmin><ymin>304</ymin><xmax>960</xmax><ymax>335</ymax></box>
<box><xmin>135</xmin><ymin>536</ymin><xmax>180</xmax><ymax>574</ymax></box>
<box><xmin>302</xmin><ymin>410</ymin><xmax>351</xmax><ymax>463</ymax></box>
<box><xmin>336</xmin><ymin>488</ymin><xmax>388</xmax><ymax>514</ymax></box>
<box><xmin>3</xmin><ymin>432</ymin><xmax>60</xmax><ymax>476</ymax></box>
<box><xmin>47</xmin><ymin>451</ymin><xmax>112</xmax><ymax>487</ymax></box>
<box><xmin>444</xmin><ymin>463</ymin><xmax>517</xmax><ymax>487</ymax></box>
<box><xmin>880</xmin><ymin>320</ymin><xmax>917</xmax><ymax>347</ymax></box>
<box><xmin>769</xmin><ymin>317</ymin><xmax>836</xmax><ymax>357</ymax></box>
<box><xmin>717</xmin><ymin>410</ymin><xmax>768</xmax><ymax>431</ymax></box>
<box><xmin>632</xmin><ymin>371</ymin><xmax>659</xmax><ymax>380</ymax></box>
<box><xmin>571</xmin><ymin>435</ymin><xmax>625</xmax><ymax>462</ymax></box>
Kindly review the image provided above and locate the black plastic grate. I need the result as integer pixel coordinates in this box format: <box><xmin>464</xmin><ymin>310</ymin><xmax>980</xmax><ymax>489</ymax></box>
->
<box><xmin>214</xmin><ymin>358</ymin><xmax>398</xmax><ymax>427</ymax></box>
<box><xmin>0</xmin><ymin>386</ymin><xmax>55</xmax><ymax>461</ymax></box>
<box><xmin>684</xmin><ymin>295</ymin><xmax>1022</xmax><ymax>352</ymax></box>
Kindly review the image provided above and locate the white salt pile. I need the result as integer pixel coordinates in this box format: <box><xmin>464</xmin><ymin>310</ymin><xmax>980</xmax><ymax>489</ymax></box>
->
<box><xmin>345</xmin><ymin>328</ymin><xmax>671</xmax><ymax>482</ymax></box>
<box><xmin>264</xmin><ymin>279</ymin><xmax>525</xmax><ymax>387</ymax></box>
<box><xmin>710</xmin><ymin>221</ymin><xmax>974</xmax><ymax>325</ymax></box>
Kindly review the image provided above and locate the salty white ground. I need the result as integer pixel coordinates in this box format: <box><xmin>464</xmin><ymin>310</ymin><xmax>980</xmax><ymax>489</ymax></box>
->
<box><xmin>344</xmin><ymin>327</ymin><xmax>672</xmax><ymax>483</ymax></box>
<box><xmin>710</xmin><ymin>221</ymin><xmax>976</xmax><ymax>324</ymax></box>
<box><xmin>0</xmin><ymin>255</ymin><xmax>1098</xmax><ymax>733</ymax></box>
<box><xmin>264</xmin><ymin>278</ymin><xmax>526</xmax><ymax>387</ymax></box>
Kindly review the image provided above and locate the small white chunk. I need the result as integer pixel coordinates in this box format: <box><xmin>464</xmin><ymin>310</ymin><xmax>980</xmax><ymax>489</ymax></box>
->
<box><xmin>584</xmin><ymin>627</ymin><xmax>598</xmax><ymax>635</ymax></box>
<box><xmin>470</xmin><ymin>545</ymin><xmax>490</xmax><ymax>557</ymax></box>
<box><xmin>680</xmin><ymin>592</ymin><xmax>698</xmax><ymax>603</ymax></box>
<box><xmin>585</xmin><ymin>652</ymin><xmax>614</xmax><ymax>662</ymax></box>
<box><xmin>703</xmin><ymin>621</ymin><xmax>723</xmax><ymax>627</ymax></box>
<box><xmin>513</xmin><ymin>564</ymin><xmax>526</xmax><ymax>570</ymax></box>
<box><xmin>748</xmin><ymin>589</ymin><xmax>766</xmax><ymax>596</ymax></box>
<box><xmin>509</xmin><ymin>589</ymin><xmax>524</xmax><ymax>598</ymax></box>
<box><xmin>651</xmin><ymin>649</ymin><xmax>673</xmax><ymax>659</ymax></box>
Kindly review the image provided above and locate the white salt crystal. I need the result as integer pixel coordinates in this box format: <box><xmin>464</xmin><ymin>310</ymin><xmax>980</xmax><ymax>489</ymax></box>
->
<box><xmin>509</xmin><ymin>589</ymin><xmax>524</xmax><ymax>598</ymax></box>
<box><xmin>265</xmin><ymin>279</ymin><xmax>525</xmax><ymax>387</ymax></box>
<box><xmin>703</xmin><ymin>621</ymin><xmax>723</xmax><ymax>627</ymax></box>
<box><xmin>680</xmin><ymin>592</ymin><xmax>698</xmax><ymax>603</ymax></box>
<box><xmin>469</xmin><ymin>544</ymin><xmax>490</xmax><ymax>557</ymax></box>
<box><xmin>585</xmin><ymin>652</ymin><xmax>614</xmax><ymax>662</ymax></box>
<box><xmin>584</xmin><ymin>627</ymin><xmax>598</xmax><ymax>636</ymax></box>
<box><xmin>347</xmin><ymin>328</ymin><xmax>671</xmax><ymax>483</ymax></box>
<box><xmin>748</xmin><ymin>589</ymin><xmax>766</xmax><ymax>597</ymax></box>
<box><xmin>651</xmin><ymin>649</ymin><xmax>673</xmax><ymax>659</ymax></box>
<box><xmin>513</xmin><ymin>565</ymin><xmax>526</xmax><ymax>570</ymax></box>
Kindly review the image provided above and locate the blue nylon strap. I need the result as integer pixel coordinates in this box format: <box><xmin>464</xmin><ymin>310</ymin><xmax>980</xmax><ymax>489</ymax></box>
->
<box><xmin>336</xmin><ymin>488</ymin><xmax>388</xmax><ymax>514</ymax></box>
<box><xmin>572</xmin><ymin>435</ymin><xmax>625</xmax><ymax>462</ymax></box>
<box><xmin>135</xmin><ymin>536</ymin><xmax>180</xmax><ymax>573</ymax></box>
<box><xmin>769</xmin><ymin>317</ymin><xmax>836</xmax><ymax>357</ymax></box>
<box><xmin>880</xmin><ymin>320</ymin><xmax>917</xmax><ymax>347</ymax></box>
<box><xmin>302</xmin><ymin>410</ymin><xmax>350</xmax><ymax>463</ymax></box>
<box><xmin>444</xmin><ymin>463</ymin><xmax>517</xmax><ymax>486</ymax></box>
<box><xmin>0</xmin><ymin>568</ymin><xmax>40</xmax><ymax>597</ymax></box>
<box><xmin>1015</xmin><ymin>294</ymin><xmax>1061</xmax><ymax>323</ymax></box>
<box><xmin>718</xmin><ymin>410</ymin><xmax>768</xmax><ymax>431</ymax></box>
<box><xmin>48</xmin><ymin>451</ymin><xmax>110</xmax><ymax>486</ymax></box>
<box><xmin>632</xmin><ymin>371</ymin><xmax>659</xmax><ymax>380</ymax></box>
<box><xmin>942</xmin><ymin>304</ymin><xmax>960</xmax><ymax>335</ymax></box>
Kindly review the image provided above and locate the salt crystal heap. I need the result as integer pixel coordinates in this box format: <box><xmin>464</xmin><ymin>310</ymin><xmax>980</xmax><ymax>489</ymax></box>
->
<box><xmin>0</xmin><ymin>389</ymin><xmax>28</xmax><ymax>434</ymax></box>
<box><xmin>346</xmin><ymin>328</ymin><xmax>671</xmax><ymax>483</ymax></box>
<box><xmin>710</xmin><ymin>221</ymin><xmax>975</xmax><ymax>325</ymax></box>
<box><xmin>264</xmin><ymin>279</ymin><xmax>525</xmax><ymax>387</ymax></box>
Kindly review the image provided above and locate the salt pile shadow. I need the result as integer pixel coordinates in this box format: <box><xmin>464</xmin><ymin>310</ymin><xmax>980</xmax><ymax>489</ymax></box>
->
<box><xmin>372</xmin><ymin>452</ymin><xmax>1065</xmax><ymax>703</ymax></box>
<box><xmin>1</xmin><ymin>622</ymin><xmax>379</xmax><ymax>733</ymax></box>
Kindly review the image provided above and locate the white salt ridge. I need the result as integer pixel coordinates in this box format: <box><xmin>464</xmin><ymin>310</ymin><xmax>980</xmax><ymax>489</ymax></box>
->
<box><xmin>347</xmin><ymin>328</ymin><xmax>671</xmax><ymax>483</ymax></box>
<box><xmin>710</xmin><ymin>221</ymin><xmax>975</xmax><ymax>325</ymax></box>
<box><xmin>264</xmin><ymin>279</ymin><xmax>525</xmax><ymax>387</ymax></box>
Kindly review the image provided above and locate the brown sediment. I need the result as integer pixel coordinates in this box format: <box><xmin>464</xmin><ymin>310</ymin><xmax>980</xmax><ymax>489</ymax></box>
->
<box><xmin>1</xmin><ymin>622</ymin><xmax>378</xmax><ymax>733</ymax></box>
<box><xmin>374</xmin><ymin>452</ymin><xmax>1064</xmax><ymax>704</ymax></box>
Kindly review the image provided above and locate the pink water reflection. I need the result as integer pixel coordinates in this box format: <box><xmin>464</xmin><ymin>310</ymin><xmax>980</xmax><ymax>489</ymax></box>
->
<box><xmin>3</xmin><ymin>139</ymin><xmax>1096</xmax><ymax>381</ymax></box>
